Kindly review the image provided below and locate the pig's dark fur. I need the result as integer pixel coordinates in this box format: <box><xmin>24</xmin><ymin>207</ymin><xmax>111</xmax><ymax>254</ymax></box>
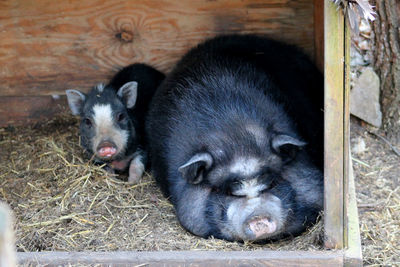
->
<box><xmin>81</xmin><ymin>63</ymin><xmax>164</xmax><ymax>159</ymax></box>
<box><xmin>107</xmin><ymin>63</ymin><xmax>166</xmax><ymax>145</ymax></box>
<box><xmin>67</xmin><ymin>63</ymin><xmax>164</xmax><ymax>182</ymax></box>
<box><xmin>146</xmin><ymin>35</ymin><xmax>324</xmax><ymax>241</ymax></box>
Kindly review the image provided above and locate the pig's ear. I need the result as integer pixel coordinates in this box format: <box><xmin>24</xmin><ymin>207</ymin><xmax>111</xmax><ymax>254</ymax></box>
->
<box><xmin>117</xmin><ymin>81</ymin><xmax>138</xmax><ymax>109</ymax></box>
<box><xmin>66</xmin><ymin>89</ymin><xmax>86</xmax><ymax>116</ymax></box>
<box><xmin>178</xmin><ymin>153</ymin><xmax>213</xmax><ymax>184</ymax></box>
<box><xmin>271</xmin><ymin>135</ymin><xmax>306</xmax><ymax>160</ymax></box>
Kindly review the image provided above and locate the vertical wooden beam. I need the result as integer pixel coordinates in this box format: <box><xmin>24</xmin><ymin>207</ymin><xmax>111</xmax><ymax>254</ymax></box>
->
<box><xmin>343</xmin><ymin>17</ymin><xmax>362</xmax><ymax>267</ymax></box>
<box><xmin>344</xmin><ymin>158</ymin><xmax>363</xmax><ymax>266</ymax></box>
<box><xmin>0</xmin><ymin>202</ymin><xmax>16</xmax><ymax>267</ymax></box>
<box><xmin>314</xmin><ymin>0</ymin><xmax>324</xmax><ymax>72</ymax></box>
<box><xmin>343</xmin><ymin>11</ymin><xmax>351</xmax><ymax>251</ymax></box>
<box><xmin>324</xmin><ymin>0</ymin><xmax>344</xmax><ymax>249</ymax></box>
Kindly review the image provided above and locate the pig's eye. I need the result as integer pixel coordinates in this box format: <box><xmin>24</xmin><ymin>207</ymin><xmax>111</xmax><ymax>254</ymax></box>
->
<box><xmin>83</xmin><ymin>118</ymin><xmax>92</xmax><ymax>127</ymax></box>
<box><xmin>260</xmin><ymin>178</ymin><xmax>278</xmax><ymax>194</ymax></box>
<box><xmin>226</xmin><ymin>188</ymin><xmax>235</xmax><ymax>197</ymax></box>
<box><xmin>116</xmin><ymin>112</ymin><xmax>126</xmax><ymax>122</ymax></box>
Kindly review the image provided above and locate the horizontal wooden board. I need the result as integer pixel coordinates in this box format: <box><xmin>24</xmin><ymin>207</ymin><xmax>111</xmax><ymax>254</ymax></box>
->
<box><xmin>0</xmin><ymin>0</ymin><xmax>314</xmax><ymax>98</ymax></box>
<box><xmin>0</xmin><ymin>96</ymin><xmax>67</xmax><ymax>127</ymax></box>
<box><xmin>18</xmin><ymin>250</ymin><xmax>344</xmax><ymax>266</ymax></box>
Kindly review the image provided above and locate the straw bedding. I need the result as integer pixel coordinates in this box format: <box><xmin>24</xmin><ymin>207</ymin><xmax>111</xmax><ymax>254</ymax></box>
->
<box><xmin>0</xmin><ymin>113</ymin><xmax>324</xmax><ymax>252</ymax></box>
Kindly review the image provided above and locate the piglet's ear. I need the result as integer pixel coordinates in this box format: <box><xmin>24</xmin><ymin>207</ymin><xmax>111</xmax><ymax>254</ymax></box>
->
<box><xmin>178</xmin><ymin>153</ymin><xmax>213</xmax><ymax>184</ymax></box>
<box><xmin>66</xmin><ymin>89</ymin><xmax>86</xmax><ymax>116</ymax></box>
<box><xmin>117</xmin><ymin>81</ymin><xmax>138</xmax><ymax>109</ymax></box>
<box><xmin>271</xmin><ymin>134</ymin><xmax>306</xmax><ymax>160</ymax></box>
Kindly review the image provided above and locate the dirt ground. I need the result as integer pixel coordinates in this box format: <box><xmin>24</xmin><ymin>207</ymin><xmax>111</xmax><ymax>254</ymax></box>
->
<box><xmin>350</xmin><ymin>117</ymin><xmax>400</xmax><ymax>266</ymax></box>
<box><xmin>0</xmin><ymin>114</ymin><xmax>398</xmax><ymax>266</ymax></box>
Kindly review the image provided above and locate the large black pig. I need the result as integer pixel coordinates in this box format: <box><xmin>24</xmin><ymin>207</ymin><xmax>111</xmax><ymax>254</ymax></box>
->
<box><xmin>146</xmin><ymin>35</ymin><xmax>324</xmax><ymax>241</ymax></box>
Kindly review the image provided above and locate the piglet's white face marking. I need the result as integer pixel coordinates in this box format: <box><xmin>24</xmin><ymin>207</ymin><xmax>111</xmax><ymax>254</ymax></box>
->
<box><xmin>229</xmin><ymin>157</ymin><xmax>261</xmax><ymax>176</ymax></box>
<box><xmin>92</xmin><ymin>104</ymin><xmax>128</xmax><ymax>157</ymax></box>
<box><xmin>93</xmin><ymin>104</ymin><xmax>114</xmax><ymax>131</ymax></box>
<box><xmin>233</xmin><ymin>178</ymin><xmax>267</xmax><ymax>198</ymax></box>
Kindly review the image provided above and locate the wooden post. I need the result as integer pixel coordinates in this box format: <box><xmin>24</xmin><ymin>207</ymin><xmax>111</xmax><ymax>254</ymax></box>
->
<box><xmin>0</xmin><ymin>202</ymin><xmax>16</xmax><ymax>267</ymax></box>
<box><xmin>324</xmin><ymin>0</ymin><xmax>345</xmax><ymax>249</ymax></box>
<box><xmin>314</xmin><ymin>0</ymin><xmax>324</xmax><ymax>72</ymax></box>
<box><xmin>344</xmin><ymin>158</ymin><xmax>363</xmax><ymax>266</ymax></box>
<box><xmin>343</xmin><ymin>14</ymin><xmax>362</xmax><ymax>266</ymax></box>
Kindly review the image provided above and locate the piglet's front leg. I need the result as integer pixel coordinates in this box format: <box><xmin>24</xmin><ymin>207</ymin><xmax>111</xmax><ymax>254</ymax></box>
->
<box><xmin>127</xmin><ymin>150</ymin><xmax>146</xmax><ymax>184</ymax></box>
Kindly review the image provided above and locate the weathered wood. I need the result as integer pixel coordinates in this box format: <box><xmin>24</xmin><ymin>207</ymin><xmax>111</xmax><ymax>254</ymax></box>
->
<box><xmin>18</xmin><ymin>250</ymin><xmax>344</xmax><ymax>266</ymax></box>
<box><xmin>343</xmin><ymin>14</ymin><xmax>351</xmax><ymax>252</ymax></box>
<box><xmin>314</xmin><ymin>0</ymin><xmax>324</xmax><ymax>72</ymax></box>
<box><xmin>343</xmin><ymin>21</ymin><xmax>362</xmax><ymax>267</ymax></box>
<box><xmin>344</xmin><ymin>157</ymin><xmax>363</xmax><ymax>267</ymax></box>
<box><xmin>341</xmin><ymin>22</ymin><xmax>360</xmax><ymax>264</ymax></box>
<box><xmin>323</xmin><ymin>0</ymin><xmax>344</xmax><ymax>249</ymax></box>
<box><xmin>0</xmin><ymin>96</ymin><xmax>67</xmax><ymax>127</ymax></box>
<box><xmin>0</xmin><ymin>203</ymin><xmax>16</xmax><ymax>267</ymax></box>
<box><xmin>0</xmin><ymin>0</ymin><xmax>315</xmax><ymax>97</ymax></box>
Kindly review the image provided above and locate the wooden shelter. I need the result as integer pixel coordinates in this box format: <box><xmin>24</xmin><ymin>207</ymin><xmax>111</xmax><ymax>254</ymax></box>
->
<box><xmin>0</xmin><ymin>0</ymin><xmax>362</xmax><ymax>265</ymax></box>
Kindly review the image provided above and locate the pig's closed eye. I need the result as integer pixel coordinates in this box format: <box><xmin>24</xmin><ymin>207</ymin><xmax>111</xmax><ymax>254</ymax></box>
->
<box><xmin>227</xmin><ymin>190</ymin><xmax>246</xmax><ymax>198</ymax></box>
<box><xmin>260</xmin><ymin>179</ymin><xmax>278</xmax><ymax>194</ymax></box>
<box><xmin>84</xmin><ymin>118</ymin><xmax>92</xmax><ymax>127</ymax></box>
<box><xmin>116</xmin><ymin>112</ymin><xmax>126</xmax><ymax>122</ymax></box>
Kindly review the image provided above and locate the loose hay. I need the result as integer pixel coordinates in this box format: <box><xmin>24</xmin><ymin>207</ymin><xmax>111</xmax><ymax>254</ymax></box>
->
<box><xmin>0</xmin><ymin>114</ymin><xmax>323</xmax><ymax>252</ymax></box>
<box><xmin>351</xmin><ymin>119</ymin><xmax>400</xmax><ymax>266</ymax></box>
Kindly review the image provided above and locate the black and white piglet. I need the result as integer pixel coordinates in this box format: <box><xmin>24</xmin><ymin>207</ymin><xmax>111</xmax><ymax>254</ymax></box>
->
<box><xmin>146</xmin><ymin>35</ymin><xmax>324</xmax><ymax>241</ymax></box>
<box><xmin>66</xmin><ymin>63</ymin><xmax>164</xmax><ymax>183</ymax></box>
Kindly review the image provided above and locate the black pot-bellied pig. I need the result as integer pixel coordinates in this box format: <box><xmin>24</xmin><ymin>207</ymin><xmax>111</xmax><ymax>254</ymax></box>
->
<box><xmin>66</xmin><ymin>63</ymin><xmax>165</xmax><ymax>183</ymax></box>
<box><xmin>146</xmin><ymin>35</ymin><xmax>324</xmax><ymax>241</ymax></box>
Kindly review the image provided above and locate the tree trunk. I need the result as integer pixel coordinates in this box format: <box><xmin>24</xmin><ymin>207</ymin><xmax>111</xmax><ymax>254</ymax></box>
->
<box><xmin>371</xmin><ymin>0</ymin><xmax>400</xmax><ymax>143</ymax></box>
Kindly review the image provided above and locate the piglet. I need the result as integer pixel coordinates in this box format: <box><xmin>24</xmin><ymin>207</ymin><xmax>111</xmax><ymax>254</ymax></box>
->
<box><xmin>66</xmin><ymin>63</ymin><xmax>164</xmax><ymax>183</ymax></box>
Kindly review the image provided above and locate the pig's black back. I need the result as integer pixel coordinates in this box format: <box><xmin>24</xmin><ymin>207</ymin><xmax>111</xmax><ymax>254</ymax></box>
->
<box><xmin>109</xmin><ymin>63</ymin><xmax>165</xmax><ymax>143</ymax></box>
<box><xmin>147</xmin><ymin>34</ymin><xmax>323</xmax><ymax>197</ymax></box>
<box><xmin>173</xmin><ymin>35</ymin><xmax>323</xmax><ymax>162</ymax></box>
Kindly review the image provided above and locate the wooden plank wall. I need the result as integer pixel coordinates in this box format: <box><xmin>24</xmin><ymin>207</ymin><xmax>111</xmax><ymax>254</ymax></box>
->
<box><xmin>0</xmin><ymin>0</ymin><xmax>315</xmax><ymax>126</ymax></box>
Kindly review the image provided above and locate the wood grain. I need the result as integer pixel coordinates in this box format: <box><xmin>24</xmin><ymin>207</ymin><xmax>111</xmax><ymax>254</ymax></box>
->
<box><xmin>343</xmin><ymin>14</ymin><xmax>351</xmax><ymax>252</ymax></box>
<box><xmin>17</xmin><ymin>250</ymin><xmax>344</xmax><ymax>266</ymax></box>
<box><xmin>0</xmin><ymin>0</ymin><xmax>314</xmax><ymax>98</ymax></box>
<box><xmin>323</xmin><ymin>0</ymin><xmax>344</xmax><ymax>250</ymax></box>
<box><xmin>314</xmin><ymin>0</ymin><xmax>324</xmax><ymax>72</ymax></box>
<box><xmin>344</xmin><ymin>19</ymin><xmax>362</xmax><ymax>267</ymax></box>
<box><xmin>0</xmin><ymin>96</ymin><xmax>67</xmax><ymax>127</ymax></box>
<box><xmin>344</xmin><ymin>157</ymin><xmax>363</xmax><ymax>267</ymax></box>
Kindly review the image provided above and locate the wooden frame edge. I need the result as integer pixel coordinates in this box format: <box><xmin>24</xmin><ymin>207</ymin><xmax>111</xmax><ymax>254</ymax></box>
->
<box><xmin>343</xmin><ymin>157</ymin><xmax>363</xmax><ymax>267</ymax></box>
<box><xmin>17</xmin><ymin>250</ymin><xmax>344</xmax><ymax>266</ymax></box>
<box><xmin>314</xmin><ymin>0</ymin><xmax>324</xmax><ymax>72</ymax></box>
<box><xmin>343</xmin><ymin>12</ymin><xmax>362</xmax><ymax>267</ymax></box>
<box><xmin>323</xmin><ymin>0</ymin><xmax>345</xmax><ymax>249</ymax></box>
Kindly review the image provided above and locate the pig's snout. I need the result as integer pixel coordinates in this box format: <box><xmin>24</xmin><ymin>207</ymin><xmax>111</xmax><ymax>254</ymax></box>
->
<box><xmin>226</xmin><ymin>194</ymin><xmax>284</xmax><ymax>241</ymax></box>
<box><xmin>244</xmin><ymin>216</ymin><xmax>277</xmax><ymax>239</ymax></box>
<box><xmin>97</xmin><ymin>141</ymin><xmax>117</xmax><ymax>158</ymax></box>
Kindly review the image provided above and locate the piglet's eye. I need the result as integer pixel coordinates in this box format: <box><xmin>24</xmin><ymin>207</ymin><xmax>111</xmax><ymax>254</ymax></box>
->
<box><xmin>116</xmin><ymin>112</ymin><xmax>126</xmax><ymax>122</ymax></box>
<box><xmin>84</xmin><ymin>118</ymin><xmax>92</xmax><ymax>127</ymax></box>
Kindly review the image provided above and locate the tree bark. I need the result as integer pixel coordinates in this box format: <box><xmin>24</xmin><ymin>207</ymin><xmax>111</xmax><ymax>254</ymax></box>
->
<box><xmin>371</xmin><ymin>0</ymin><xmax>400</xmax><ymax>143</ymax></box>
